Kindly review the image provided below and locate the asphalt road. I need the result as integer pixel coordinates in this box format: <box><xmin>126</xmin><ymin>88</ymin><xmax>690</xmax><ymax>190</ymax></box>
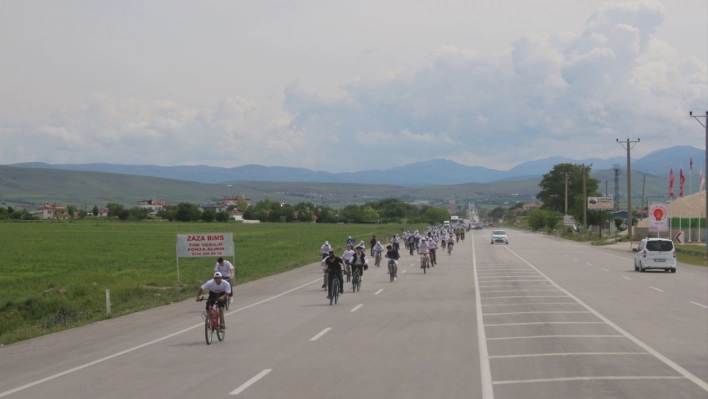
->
<box><xmin>1</xmin><ymin>230</ymin><xmax>706</xmax><ymax>399</ymax></box>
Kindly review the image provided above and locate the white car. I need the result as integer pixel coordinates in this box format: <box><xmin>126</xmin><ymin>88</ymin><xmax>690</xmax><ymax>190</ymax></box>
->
<box><xmin>490</xmin><ymin>230</ymin><xmax>509</xmax><ymax>244</ymax></box>
<box><xmin>633</xmin><ymin>238</ymin><xmax>676</xmax><ymax>273</ymax></box>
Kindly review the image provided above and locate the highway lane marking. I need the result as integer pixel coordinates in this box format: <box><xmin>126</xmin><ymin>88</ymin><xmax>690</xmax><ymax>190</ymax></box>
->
<box><xmin>690</xmin><ymin>301</ymin><xmax>708</xmax><ymax>309</ymax></box>
<box><xmin>487</xmin><ymin>352</ymin><xmax>649</xmax><ymax>359</ymax></box>
<box><xmin>478</xmin><ymin>276</ymin><xmax>542</xmax><ymax>278</ymax></box>
<box><xmin>484</xmin><ymin>311</ymin><xmax>590</xmax><ymax>316</ymax></box>
<box><xmin>0</xmin><ymin>277</ymin><xmax>322</xmax><ymax>399</ymax></box>
<box><xmin>402</xmin><ymin>270</ymin><xmax>407</xmax><ymax>273</ymax></box>
<box><xmin>486</xmin><ymin>335</ymin><xmax>624</xmax><ymax>341</ymax></box>
<box><xmin>485</xmin><ymin>322</ymin><xmax>605</xmax><ymax>327</ymax></box>
<box><xmin>350</xmin><ymin>304</ymin><xmax>363</xmax><ymax>312</ymax></box>
<box><xmin>649</xmin><ymin>286</ymin><xmax>664</xmax><ymax>292</ymax></box>
<box><xmin>481</xmin><ymin>302</ymin><xmax>579</xmax><ymax>307</ymax></box>
<box><xmin>472</xmin><ymin>230</ymin><xmax>494</xmax><ymax>399</ymax></box>
<box><xmin>493</xmin><ymin>376</ymin><xmax>685</xmax><ymax>385</ymax></box>
<box><xmin>310</xmin><ymin>328</ymin><xmax>332</xmax><ymax>341</ymax></box>
<box><xmin>374</xmin><ymin>289</ymin><xmax>383</xmax><ymax>295</ymax></box>
<box><xmin>229</xmin><ymin>369</ymin><xmax>272</xmax><ymax>396</ymax></box>
<box><xmin>586</xmin><ymin>263</ymin><xmax>593</xmax><ymax>266</ymax></box>
<box><xmin>481</xmin><ymin>295</ymin><xmax>569</xmax><ymax>299</ymax></box>
<box><xmin>478</xmin><ymin>284</ymin><xmax>553</xmax><ymax>288</ymax></box>
<box><xmin>504</xmin><ymin>246</ymin><xmax>708</xmax><ymax>392</ymax></box>
<box><xmin>478</xmin><ymin>280</ymin><xmax>548</xmax><ymax>283</ymax></box>
<box><xmin>622</xmin><ymin>276</ymin><xmax>632</xmax><ymax>280</ymax></box>
<box><xmin>480</xmin><ymin>289</ymin><xmax>562</xmax><ymax>293</ymax></box>
<box><xmin>601</xmin><ymin>268</ymin><xmax>609</xmax><ymax>271</ymax></box>
<box><xmin>573</xmin><ymin>258</ymin><xmax>579</xmax><ymax>261</ymax></box>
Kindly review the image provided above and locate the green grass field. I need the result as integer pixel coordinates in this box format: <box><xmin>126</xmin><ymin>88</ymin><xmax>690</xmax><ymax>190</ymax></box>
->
<box><xmin>0</xmin><ymin>220</ymin><xmax>426</xmax><ymax>344</ymax></box>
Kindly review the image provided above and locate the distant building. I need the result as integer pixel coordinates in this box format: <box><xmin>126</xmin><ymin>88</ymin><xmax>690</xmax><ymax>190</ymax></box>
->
<box><xmin>98</xmin><ymin>208</ymin><xmax>109</xmax><ymax>217</ymax></box>
<box><xmin>522</xmin><ymin>202</ymin><xmax>542</xmax><ymax>211</ymax></box>
<box><xmin>221</xmin><ymin>196</ymin><xmax>251</xmax><ymax>207</ymax></box>
<box><xmin>230</xmin><ymin>210</ymin><xmax>244</xmax><ymax>221</ymax></box>
<box><xmin>33</xmin><ymin>203</ymin><xmax>69</xmax><ymax>220</ymax></box>
<box><xmin>199</xmin><ymin>203</ymin><xmax>226</xmax><ymax>213</ymax></box>
<box><xmin>137</xmin><ymin>199</ymin><xmax>170</xmax><ymax>211</ymax></box>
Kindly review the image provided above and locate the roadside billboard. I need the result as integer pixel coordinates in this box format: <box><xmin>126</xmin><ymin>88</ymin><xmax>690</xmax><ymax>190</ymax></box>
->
<box><xmin>563</xmin><ymin>215</ymin><xmax>576</xmax><ymax>226</ymax></box>
<box><xmin>587</xmin><ymin>197</ymin><xmax>613</xmax><ymax>211</ymax></box>
<box><xmin>177</xmin><ymin>233</ymin><xmax>234</xmax><ymax>257</ymax></box>
<box><xmin>648</xmin><ymin>203</ymin><xmax>669</xmax><ymax>233</ymax></box>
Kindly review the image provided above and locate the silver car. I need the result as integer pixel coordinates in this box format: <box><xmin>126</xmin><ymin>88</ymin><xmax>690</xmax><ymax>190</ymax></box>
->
<box><xmin>633</xmin><ymin>238</ymin><xmax>676</xmax><ymax>273</ymax></box>
<box><xmin>490</xmin><ymin>230</ymin><xmax>509</xmax><ymax>244</ymax></box>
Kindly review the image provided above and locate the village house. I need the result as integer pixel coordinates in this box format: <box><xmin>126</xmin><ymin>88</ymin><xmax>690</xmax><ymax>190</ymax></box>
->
<box><xmin>137</xmin><ymin>199</ymin><xmax>170</xmax><ymax>211</ymax></box>
<box><xmin>522</xmin><ymin>202</ymin><xmax>543</xmax><ymax>212</ymax></box>
<box><xmin>33</xmin><ymin>203</ymin><xmax>69</xmax><ymax>220</ymax></box>
<box><xmin>230</xmin><ymin>210</ymin><xmax>244</xmax><ymax>221</ymax></box>
<box><xmin>221</xmin><ymin>196</ymin><xmax>251</xmax><ymax>207</ymax></box>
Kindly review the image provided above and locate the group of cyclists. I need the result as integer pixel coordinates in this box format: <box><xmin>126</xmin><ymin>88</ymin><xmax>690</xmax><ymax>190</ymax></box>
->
<box><xmin>195</xmin><ymin>222</ymin><xmax>467</xmax><ymax>330</ymax></box>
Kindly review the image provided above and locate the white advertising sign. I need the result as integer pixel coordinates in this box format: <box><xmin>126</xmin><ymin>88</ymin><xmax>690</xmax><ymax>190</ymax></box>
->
<box><xmin>648</xmin><ymin>203</ymin><xmax>669</xmax><ymax>233</ymax></box>
<box><xmin>176</xmin><ymin>233</ymin><xmax>234</xmax><ymax>257</ymax></box>
<box><xmin>563</xmin><ymin>215</ymin><xmax>576</xmax><ymax>226</ymax></box>
<box><xmin>587</xmin><ymin>197</ymin><xmax>614</xmax><ymax>211</ymax></box>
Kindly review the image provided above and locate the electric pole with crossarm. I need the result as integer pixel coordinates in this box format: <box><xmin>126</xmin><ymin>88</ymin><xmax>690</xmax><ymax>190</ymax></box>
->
<box><xmin>617</xmin><ymin>138</ymin><xmax>640</xmax><ymax>238</ymax></box>
<box><xmin>689</xmin><ymin>111</ymin><xmax>707</xmax><ymax>261</ymax></box>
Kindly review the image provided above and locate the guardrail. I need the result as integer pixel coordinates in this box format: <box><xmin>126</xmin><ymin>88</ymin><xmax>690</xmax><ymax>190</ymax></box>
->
<box><xmin>675</xmin><ymin>248</ymin><xmax>706</xmax><ymax>257</ymax></box>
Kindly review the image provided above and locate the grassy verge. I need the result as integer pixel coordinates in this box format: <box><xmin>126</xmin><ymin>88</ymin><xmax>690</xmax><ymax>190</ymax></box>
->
<box><xmin>0</xmin><ymin>220</ymin><xmax>426</xmax><ymax>344</ymax></box>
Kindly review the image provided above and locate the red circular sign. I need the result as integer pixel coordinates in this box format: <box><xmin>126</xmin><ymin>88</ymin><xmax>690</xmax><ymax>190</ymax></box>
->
<box><xmin>652</xmin><ymin>207</ymin><xmax>666</xmax><ymax>221</ymax></box>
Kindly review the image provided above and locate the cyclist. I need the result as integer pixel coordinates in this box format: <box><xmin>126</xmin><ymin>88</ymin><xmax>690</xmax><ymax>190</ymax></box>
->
<box><xmin>417</xmin><ymin>237</ymin><xmax>430</xmax><ymax>269</ymax></box>
<box><xmin>342</xmin><ymin>244</ymin><xmax>355</xmax><ymax>281</ymax></box>
<box><xmin>441</xmin><ymin>231</ymin><xmax>447</xmax><ymax>250</ymax></box>
<box><xmin>320</xmin><ymin>241</ymin><xmax>332</xmax><ymax>259</ymax></box>
<box><xmin>385</xmin><ymin>244</ymin><xmax>400</xmax><ymax>279</ymax></box>
<box><xmin>373</xmin><ymin>240</ymin><xmax>385</xmax><ymax>267</ymax></box>
<box><xmin>447</xmin><ymin>235</ymin><xmax>454</xmax><ymax>254</ymax></box>
<box><xmin>324</xmin><ymin>251</ymin><xmax>345</xmax><ymax>299</ymax></box>
<box><xmin>196</xmin><ymin>272</ymin><xmax>231</xmax><ymax>331</ymax></box>
<box><xmin>346</xmin><ymin>236</ymin><xmax>355</xmax><ymax>247</ymax></box>
<box><xmin>391</xmin><ymin>235</ymin><xmax>400</xmax><ymax>251</ymax></box>
<box><xmin>351</xmin><ymin>245</ymin><xmax>368</xmax><ymax>281</ymax></box>
<box><xmin>428</xmin><ymin>236</ymin><xmax>438</xmax><ymax>266</ymax></box>
<box><xmin>369</xmin><ymin>236</ymin><xmax>377</xmax><ymax>256</ymax></box>
<box><xmin>214</xmin><ymin>257</ymin><xmax>235</xmax><ymax>304</ymax></box>
<box><xmin>407</xmin><ymin>234</ymin><xmax>416</xmax><ymax>256</ymax></box>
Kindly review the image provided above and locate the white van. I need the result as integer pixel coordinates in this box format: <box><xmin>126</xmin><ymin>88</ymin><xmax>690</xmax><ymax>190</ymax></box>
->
<box><xmin>443</xmin><ymin>221</ymin><xmax>450</xmax><ymax>226</ymax></box>
<box><xmin>633</xmin><ymin>238</ymin><xmax>676</xmax><ymax>273</ymax></box>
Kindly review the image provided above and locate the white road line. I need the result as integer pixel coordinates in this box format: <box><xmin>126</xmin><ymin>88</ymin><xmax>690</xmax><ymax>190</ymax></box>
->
<box><xmin>493</xmin><ymin>376</ymin><xmax>684</xmax><ymax>385</ymax></box>
<box><xmin>481</xmin><ymin>295</ymin><xmax>569</xmax><ymax>300</ymax></box>
<box><xmin>690</xmin><ymin>301</ymin><xmax>708</xmax><ymax>309</ymax></box>
<box><xmin>478</xmin><ymin>284</ymin><xmax>553</xmax><ymax>288</ymax></box>
<box><xmin>649</xmin><ymin>286</ymin><xmax>664</xmax><ymax>292</ymax></box>
<box><xmin>0</xmin><ymin>278</ymin><xmax>322</xmax><ymax>399</ymax></box>
<box><xmin>486</xmin><ymin>335</ymin><xmax>623</xmax><ymax>341</ymax></box>
<box><xmin>350</xmin><ymin>304</ymin><xmax>363</xmax><ymax>312</ymax></box>
<box><xmin>483</xmin><ymin>311</ymin><xmax>590</xmax><ymax>316</ymax></box>
<box><xmin>478</xmin><ymin>276</ymin><xmax>540</xmax><ymax>278</ymax></box>
<box><xmin>684</xmin><ymin>273</ymin><xmax>696</xmax><ymax>276</ymax></box>
<box><xmin>472</xmin><ymin>234</ymin><xmax>494</xmax><ymax>399</ymax></box>
<box><xmin>229</xmin><ymin>369</ymin><xmax>272</xmax><ymax>395</ymax></box>
<box><xmin>478</xmin><ymin>280</ymin><xmax>548</xmax><ymax>283</ymax></box>
<box><xmin>622</xmin><ymin>276</ymin><xmax>632</xmax><ymax>280</ymax></box>
<box><xmin>402</xmin><ymin>270</ymin><xmax>407</xmax><ymax>273</ymax></box>
<box><xmin>481</xmin><ymin>302</ymin><xmax>579</xmax><ymax>307</ymax></box>
<box><xmin>485</xmin><ymin>322</ymin><xmax>604</xmax><ymax>327</ymax></box>
<box><xmin>601</xmin><ymin>268</ymin><xmax>609</xmax><ymax>271</ymax></box>
<box><xmin>586</xmin><ymin>263</ymin><xmax>592</xmax><ymax>266</ymax></box>
<box><xmin>309</xmin><ymin>328</ymin><xmax>332</xmax><ymax>341</ymax></box>
<box><xmin>481</xmin><ymin>289</ymin><xmax>561</xmax><ymax>293</ymax></box>
<box><xmin>375</xmin><ymin>289</ymin><xmax>383</xmax><ymax>295</ymax></box>
<box><xmin>504</xmin><ymin>246</ymin><xmax>708</xmax><ymax>392</ymax></box>
<box><xmin>573</xmin><ymin>258</ymin><xmax>579</xmax><ymax>261</ymax></box>
<box><xmin>487</xmin><ymin>352</ymin><xmax>648</xmax><ymax>359</ymax></box>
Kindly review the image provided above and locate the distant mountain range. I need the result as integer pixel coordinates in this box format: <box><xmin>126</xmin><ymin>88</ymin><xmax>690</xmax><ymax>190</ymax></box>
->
<box><xmin>9</xmin><ymin>145</ymin><xmax>704</xmax><ymax>187</ymax></box>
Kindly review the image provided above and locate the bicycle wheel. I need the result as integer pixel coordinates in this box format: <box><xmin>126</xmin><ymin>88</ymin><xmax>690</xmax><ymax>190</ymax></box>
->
<box><xmin>357</xmin><ymin>281</ymin><xmax>361</xmax><ymax>291</ymax></box>
<box><xmin>217</xmin><ymin>326</ymin><xmax>225</xmax><ymax>341</ymax></box>
<box><xmin>204</xmin><ymin>315</ymin><xmax>213</xmax><ymax>345</ymax></box>
<box><xmin>334</xmin><ymin>283</ymin><xmax>339</xmax><ymax>305</ymax></box>
<box><xmin>423</xmin><ymin>263</ymin><xmax>426</xmax><ymax>274</ymax></box>
<box><xmin>225</xmin><ymin>297</ymin><xmax>230</xmax><ymax>310</ymax></box>
<box><xmin>390</xmin><ymin>267</ymin><xmax>394</xmax><ymax>282</ymax></box>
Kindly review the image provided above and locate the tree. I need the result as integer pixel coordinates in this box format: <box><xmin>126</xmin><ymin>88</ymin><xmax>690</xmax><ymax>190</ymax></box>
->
<box><xmin>545</xmin><ymin>211</ymin><xmax>561</xmax><ymax>230</ymax></box>
<box><xmin>537</xmin><ymin>164</ymin><xmax>599</xmax><ymax>214</ymax></box>
<box><xmin>174</xmin><ymin>202</ymin><xmax>200</xmax><ymax>222</ymax></box>
<box><xmin>106</xmin><ymin>202</ymin><xmax>125</xmax><ymax>217</ymax></box>
<box><xmin>235</xmin><ymin>198</ymin><xmax>249</xmax><ymax>212</ymax></box>
<box><xmin>92</xmin><ymin>205</ymin><xmax>99</xmax><ymax>217</ymax></box>
<box><xmin>215</xmin><ymin>210</ymin><xmax>230</xmax><ymax>222</ymax></box>
<box><xmin>489</xmin><ymin>206</ymin><xmax>506</xmax><ymax>221</ymax></box>
<box><xmin>66</xmin><ymin>205</ymin><xmax>77</xmax><ymax>218</ymax></box>
<box><xmin>528</xmin><ymin>208</ymin><xmax>546</xmax><ymax>231</ymax></box>
<box><xmin>422</xmin><ymin>206</ymin><xmax>449</xmax><ymax>225</ymax></box>
<box><xmin>201</xmin><ymin>209</ymin><xmax>216</xmax><ymax>222</ymax></box>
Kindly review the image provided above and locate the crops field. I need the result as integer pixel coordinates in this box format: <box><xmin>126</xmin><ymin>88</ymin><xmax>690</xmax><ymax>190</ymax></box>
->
<box><xmin>0</xmin><ymin>220</ymin><xmax>426</xmax><ymax>344</ymax></box>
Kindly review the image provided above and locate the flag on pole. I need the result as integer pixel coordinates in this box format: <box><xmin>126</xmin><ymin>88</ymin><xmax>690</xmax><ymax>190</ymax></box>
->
<box><xmin>669</xmin><ymin>168</ymin><xmax>674</xmax><ymax>197</ymax></box>
<box><xmin>679</xmin><ymin>168</ymin><xmax>685</xmax><ymax>197</ymax></box>
<box><xmin>700</xmin><ymin>169</ymin><xmax>705</xmax><ymax>191</ymax></box>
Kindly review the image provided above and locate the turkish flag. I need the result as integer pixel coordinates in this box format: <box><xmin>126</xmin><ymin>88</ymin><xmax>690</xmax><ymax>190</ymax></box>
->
<box><xmin>679</xmin><ymin>168</ymin><xmax>685</xmax><ymax>197</ymax></box>
<box><xmin>669</xmin><ymin>168</ymin><xmax>674</xmax><ymax>197</ymax></box>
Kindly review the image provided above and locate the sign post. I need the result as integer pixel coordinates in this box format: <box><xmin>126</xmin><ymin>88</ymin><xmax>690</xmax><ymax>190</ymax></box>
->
<box><xmin>175</xmin><ymin>233</ymin><xmax>235</xmax><ymax>284</ymax></box>
<box><xmin>675</xmin><ymin>231</ymin><xmax>683</xmax><ymax>244</ymax></box>
<box><xmin>648</xmin><ymin>203</ymin><xmax>669</xmax><ymax>237</ymax></box>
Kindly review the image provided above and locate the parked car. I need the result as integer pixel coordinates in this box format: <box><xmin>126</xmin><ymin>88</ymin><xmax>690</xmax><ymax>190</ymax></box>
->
<box><xmin>632</xmin><ymin>238</ymin><xmax>676</xmax><ymax>273</ymax></box>
<box><xmin>490</xmin><ymin>230</ymin><xmax>509</xmax><ymax>244</ymax></box>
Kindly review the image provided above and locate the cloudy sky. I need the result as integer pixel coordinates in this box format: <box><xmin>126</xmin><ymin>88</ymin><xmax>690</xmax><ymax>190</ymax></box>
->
<box><xmin>1</xmin><ymin>0</ymin><xmax>706</xmax><ymax>172</ymax></box>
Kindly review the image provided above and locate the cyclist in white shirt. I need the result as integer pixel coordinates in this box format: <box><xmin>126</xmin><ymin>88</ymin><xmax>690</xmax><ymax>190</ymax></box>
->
<box><xmin>196</xmin><ymin>272</ymin><xmax>231</xmax><ymax>331</ymax></box>
<box><xmin>214</xmin><ymin>257</ymin><xmax>235</xmax><ymax>303</ymax></box>
<box><xmin>417</xmin><ymin>237</ymin><xmax>430</xmax><ymax>268</ymax></box>
<box><xmin>428</xmin><ymin>236</ymin><xmax>438</xmax><ymax>266</ymax></box>
<box><xmin>342</xmin><ymin>244</ymin><xmax>355</xmax><ymax>281</ymax></box>
<box><xmin>373</xmin><ymin>240</ymin><xmax>385</xmax><ymax>267</ymax></box>
<box><xmin>320</xmin><ymin>241</ymin><xmax>332</xmax><ymax>259</ymax></box>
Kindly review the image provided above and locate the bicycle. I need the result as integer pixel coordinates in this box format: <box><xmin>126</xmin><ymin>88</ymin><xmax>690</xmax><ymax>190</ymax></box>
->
<box><xmin>448</xmin><ymin>243</ymin><xmax>453</xmax><ymax>255</ymax></box>
<box><xmin>352</xmin><ymin>268</ymin><xmax>361</xmax><ymax>292</ymax></box>
<box><xmin>420</xmin><ymin>254</ymin><xmax>429</xmax><ymax>274</ymax></box>
<box><xmin>329</xmin><ymin>277</ymin><xmax>339</xmax><ymax>306</ymax></box>
<box><xmin>388</xmin><ymin>259</ymin><xmax>396</xmax><ymax>282</ymax></box>
<box><xmin>374</xmin><ymin>252</ymin><xmax>382</xmax><ymax>267</ymax></box>
<box><xmin>345</xmin><ymin>262</ymin><xmax>351</xmax><ymax>282</ymax></box>
<box><xmin>198</xmin><ymin>296</ymin><xmax>225</xmax><ymax>345</ymax></box>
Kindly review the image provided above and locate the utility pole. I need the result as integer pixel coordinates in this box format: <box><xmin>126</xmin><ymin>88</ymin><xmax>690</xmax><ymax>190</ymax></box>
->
<box><xmin>689</xmin><ymin>111</ymin><xmax>707</xmax><ymax>260</ymax></box>
<box><xmin>564</xmin><ymin>172</ymin><xmax>570</xmax><ymax>214</ymax></box>
<box><xmin>582</xmin><ymin>163</ymin><xmax>592</xmax><ymax>233</ymax></box>
<box><xmin>640</xmin><ymin>174</ymin><xmax>646</xmax><ymax>221</ymax></box>
<box><xmin>617</xmin><ymin>138</ymin><xmax>640</xmax><ymax>238</ymax></box>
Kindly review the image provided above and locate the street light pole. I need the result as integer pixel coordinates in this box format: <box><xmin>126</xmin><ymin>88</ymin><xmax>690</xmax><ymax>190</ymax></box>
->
<box><xmin>689</xmin><ymin>111</ymin><xmax>707</xmax><ymax>260</ymax></box>
<box><xmin>617</xmin><ymin>138</ymin><xmax>640</xmax><ymax>238</ymax></box>
<box><xmin>582</xmin><ymin>164</ymin><xmax>593</xmax><ymax>233</ymax></box>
